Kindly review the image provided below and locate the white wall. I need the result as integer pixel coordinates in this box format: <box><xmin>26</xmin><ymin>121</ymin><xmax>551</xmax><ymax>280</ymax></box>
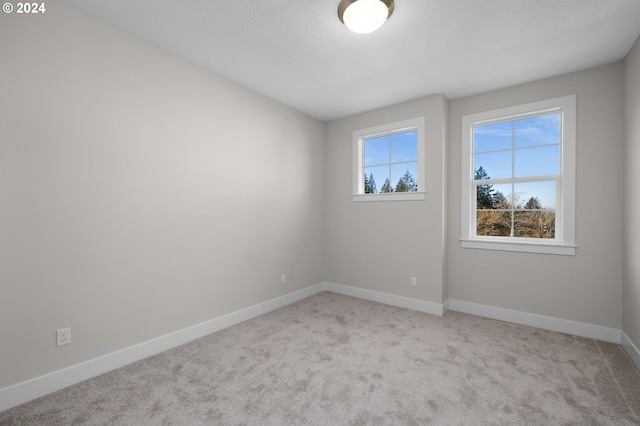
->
<box><xmin>447</xmin><ymin>63</ymin><xmax>625</xmax><ymax>329</ymax></box>
<box><xmin>623</xmin><ymin>36</ymin><xmax>640</xmax><ymax>351</ymax></box>
<box><xmin>0</xmin><ymin>1</ymin><xmax>325</xmax><ymax>389</ymax></box>
<box><xmin>324</xmin><ymin>95</ymin><xmax>448</xmax><ymax>305</ymax></box>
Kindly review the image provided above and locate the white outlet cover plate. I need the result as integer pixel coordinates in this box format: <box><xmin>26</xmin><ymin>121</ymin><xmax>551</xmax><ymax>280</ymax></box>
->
<box><xmin>57</xmin><ymin>328</ymin><xmax>71</xmax><ymax>346</ymax></box>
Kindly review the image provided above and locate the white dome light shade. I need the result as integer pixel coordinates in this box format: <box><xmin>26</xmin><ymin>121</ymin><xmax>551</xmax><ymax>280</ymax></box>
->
<box><xmin>338</xmin><ymin>0</ymin><xmax>394</xmax><ymax>34</ymax></box>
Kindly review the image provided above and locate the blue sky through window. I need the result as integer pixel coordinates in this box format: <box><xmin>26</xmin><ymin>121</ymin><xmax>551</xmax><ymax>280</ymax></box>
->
<box><xmin>473</xmin><ymin>113</ymin><xmax>560</xmax><ymax>209</ymax></box>
<box><xmin>364</xmin><ymin>130</ymin><xmax>418</xmax><ymax>191</ymax></box>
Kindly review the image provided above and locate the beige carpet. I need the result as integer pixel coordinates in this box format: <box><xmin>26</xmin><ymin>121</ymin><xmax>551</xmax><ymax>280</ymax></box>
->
<box><xmin>1</xmin><ymin>292</ymin><xmax>639</xmax><ymax>425</ymax></box>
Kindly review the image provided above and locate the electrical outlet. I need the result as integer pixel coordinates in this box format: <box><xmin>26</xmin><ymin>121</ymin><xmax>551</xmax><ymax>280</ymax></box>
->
<box><xmin>281</xmin><ymin>274</ymin><xmax>286</xmax><ymax>284</ymax></box>
<box><xmin>56</xmin><ymin>328</ymin><xmax>71</xmax><ymax>347</ymax></box>
<box><xmin>410</xmin><ymin>277</ymin><xmax>417</xmax><ymax>287</ymax></box>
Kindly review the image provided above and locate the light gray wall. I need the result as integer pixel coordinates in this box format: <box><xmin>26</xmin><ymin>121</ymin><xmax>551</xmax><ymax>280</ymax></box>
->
<box><xmin>324</xmin><ymin>95</ymin><xmax>448</xmax><ymax>304</ymax></box>
<box><xmin>447</xmin><ymin>63</ymin><xmax>625</xmax><ymax>328</ymax></box>
<box><xmin>0</xmin><ymin>2</ymin><xmax>325</xmax><ymax>389</ymax></box>
<box><xmin>0</xmin><ymin>0</ymin><xmax>634</xmax><ymax>395</ymax></box>
<box><xmin>623</xmin><ymin>36</ymin><xmax>640</xmax><ymax>348</ymax></box>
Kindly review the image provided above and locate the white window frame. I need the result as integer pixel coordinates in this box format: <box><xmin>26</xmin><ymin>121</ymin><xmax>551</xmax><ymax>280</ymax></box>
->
<box><xmin>352</xmin><ymin>117</ymin><xmax>426</xmax><ymax>202</ymax></box>
<box><xmin>460</xmin><ymin>95</ymin><xmax>576</xmax><ymax>255</ymax></box>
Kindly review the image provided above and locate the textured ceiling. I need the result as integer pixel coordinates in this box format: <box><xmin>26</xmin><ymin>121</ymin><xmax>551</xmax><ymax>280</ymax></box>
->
<box><xmin>57</xmin><ymin>0</ymin><xmax>640</xmax><ymax>122</ymax></box>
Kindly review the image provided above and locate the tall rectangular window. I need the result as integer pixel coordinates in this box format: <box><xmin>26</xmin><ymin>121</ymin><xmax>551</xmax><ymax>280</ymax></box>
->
<box><xmin>461</xmin><ymin>96</ymin><xmax>576</xmax><ymax>255</ymax></box>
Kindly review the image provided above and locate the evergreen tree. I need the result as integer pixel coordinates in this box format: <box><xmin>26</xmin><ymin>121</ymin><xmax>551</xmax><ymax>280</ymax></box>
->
<box><xmin>380</xmin><ymin>178</ymin><xmax>394</xmax><ymax>193</ymax></box>
<box><xmin>364</xmin><ymin>173</ymin><xmax>377</xmax><ymax>194</ymax></box>
<box><xmin>524</xmin><ymin>196</ymin><xmax>542</xmax><ymax>210</ymax></box>
<box><xmin>395</xmin><ymin>170</ymin><xmax>417</xmax><ymax>192</ymax></box>
<box><xmin>493</xmin><ymin>191</ymin><xmax>509</xmax><ymax>208</ymax></box>
<box><xmin>474</xmin><ymin>167</ymin><xmax>495</xmax><ymax>209</ymax></box>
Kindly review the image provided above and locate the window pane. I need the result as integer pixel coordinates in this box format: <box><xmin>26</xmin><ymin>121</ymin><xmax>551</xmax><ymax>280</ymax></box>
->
<box><xmin>391</xmin><ymin>130</ymin><xmax>418</xmax><ymax>163</ymax></box>
<box><xmin>364</xmin><ymin>135</ymin><xmax>389</xmax><ymax>167</ymax></box>
<box><xmin>474</xmin><ymin>121</ymin><xmax>512</xmax><ymax>153</ymax></box>
<box><xmin>514</xmin><ymin>113</ymin><xmax>560</xmax><ymax>148</ymax></box>
<box><xmin>364</xmin><ymin>165</ymin><xmax>388</xmax><ymax>193</ymax></box>
<box><xmin>476</xmin><ymin>182</ymin><xmax>494</xmax><ymax>209</ymax></box>
<box><xmin>514</xmin><ymin>145</ymin><xmax>560</xmax><ymax>178</ymax></box>
<box><xmin>477</xmin><ymin>211</ymin><xmax>512</xmax><ymax>236</ymax></box>
<box><xmin>490</xmin><ymin>183</ymin><xmax>512</xmax><ymax>208</ymax></box>
<box><xmin>391</xmin><ymin>162</ymin><xmax>418</xmax><ymax>192</ymax></box>
<box><xmin>474</xmin><ymin>151</ymin><xmax>512</xmax><ymax>180</ymax></box>
<box><xmin>475</xmin><ymin>182</ymin><xmax>512</xmax><ymax>210</ymax></box>
<box><xmin>513</xmin><ymin>181</ymin><xmax>556</xmax><ymax>210</ymax></box>
<box><xmin>514</xmin><ymin>210</ymin><xmax>555</xmax><ymax>239</ymax></box>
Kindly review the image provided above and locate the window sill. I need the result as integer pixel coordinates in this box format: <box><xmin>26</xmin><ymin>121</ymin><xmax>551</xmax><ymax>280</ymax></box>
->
<box><xmin>352</xmin><ymin>192</ymin><xmax>426</xmax><ymax>202</ymax></box>
<box><xmin>460</xmin><ymin>239</ymin><xmax>576</xmax><ymax>256</ymax></box>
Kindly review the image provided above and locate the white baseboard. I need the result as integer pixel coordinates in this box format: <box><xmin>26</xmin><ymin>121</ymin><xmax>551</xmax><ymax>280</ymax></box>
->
<box><xmin>0</xmin><ymin>283</ymin><xmax>325</xmax><ymax>413</ymax></box>
<box><xmin>621</xmin><ymin>331</ymin><xmax>640</xmax><ymax>370</ymax></box>
<box><xmin>2</xmin><ymin>284</ymin><xmax>632</xmax><ymax>413</ymax></box>
<box><xmin>323</xmin><ymin>282</ymin><xmax>447</xmax><ymax>316</ymax></box>
<box><xmin>448</xmin><ymin>299</ymin><xmax>621</xmax><ymax>344</ymax></box>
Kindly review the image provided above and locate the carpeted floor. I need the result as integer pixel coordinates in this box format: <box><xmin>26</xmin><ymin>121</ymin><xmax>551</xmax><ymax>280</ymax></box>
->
<box><xmin>1</xmin><ymin>291</ymin><xmax>639</xmax><ymax>425</ymax></box>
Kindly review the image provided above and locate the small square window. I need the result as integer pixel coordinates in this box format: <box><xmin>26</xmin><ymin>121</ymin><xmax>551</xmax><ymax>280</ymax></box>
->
<box><xmin>353</xmin><ymin>117</ymin><xmax>425</xmax><ymax>202</ymax></box>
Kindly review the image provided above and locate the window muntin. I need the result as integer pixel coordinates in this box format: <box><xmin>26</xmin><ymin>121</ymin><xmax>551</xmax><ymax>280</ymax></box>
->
<box><xmin>353</xmin><ymin>117</ymin><xmax>425</xmax><ymax>202</ymax></box>
<box><xmin>461</xmin><ymin>96</ymin><xmax>576</xmax><ymax>255</ymax></box>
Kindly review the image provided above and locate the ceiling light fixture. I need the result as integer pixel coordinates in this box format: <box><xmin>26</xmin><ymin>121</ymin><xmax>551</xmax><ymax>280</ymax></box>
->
<box><xmin>338</xmin><ymin>0</ymin><xmax>394</xmax><ymax>34</ymax></box>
